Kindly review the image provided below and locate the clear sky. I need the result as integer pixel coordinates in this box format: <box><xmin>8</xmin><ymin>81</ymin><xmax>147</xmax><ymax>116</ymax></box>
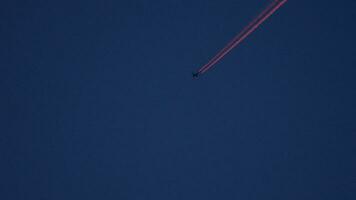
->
<box><xmin>1</xmin><ymin>0</ymin><xmax>356</xmax><ymax>199</ymax></box>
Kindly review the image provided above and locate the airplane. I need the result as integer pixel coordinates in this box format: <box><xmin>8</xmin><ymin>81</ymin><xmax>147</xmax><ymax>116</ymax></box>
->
<box><xmin>192</xmin><ymin>72</ymin><xmax>200</xmax><ymax>78</ymax></box>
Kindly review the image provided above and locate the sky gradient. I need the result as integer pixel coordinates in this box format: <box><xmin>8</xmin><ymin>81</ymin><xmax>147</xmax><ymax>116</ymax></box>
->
<box><xmin>1</xmin><ymin>0</ymin><xmax>356</xmax><ymax>199</ymax></box>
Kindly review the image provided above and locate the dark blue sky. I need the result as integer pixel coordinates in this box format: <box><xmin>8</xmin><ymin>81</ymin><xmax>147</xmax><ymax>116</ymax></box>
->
<box><xmin>1</xmin><ymin>0</ymin><xmax>356</xmax><ymax>199</ymax></box>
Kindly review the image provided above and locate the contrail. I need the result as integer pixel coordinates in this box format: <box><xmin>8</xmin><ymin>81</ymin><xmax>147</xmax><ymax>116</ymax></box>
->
<box><xmin>195</xmin><ymin>0</ymin><xmax>287</xmax><ymax>75</ymax></box>
<box><xmin>198</xmin><ymin>0</ymin><xmax>280</xmax><ymax>73</ymax></box>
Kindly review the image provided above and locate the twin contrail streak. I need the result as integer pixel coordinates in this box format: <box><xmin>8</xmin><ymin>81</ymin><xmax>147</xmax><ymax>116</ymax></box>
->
<box><xmin>195</xmin><ymin>0</ymin><xmax>287</xmax><ymax>75</ymax></box>
<box><xmin>198</xmin><ymin>0</ymin><xmax>280</xmax><ymax>73</ymax></box>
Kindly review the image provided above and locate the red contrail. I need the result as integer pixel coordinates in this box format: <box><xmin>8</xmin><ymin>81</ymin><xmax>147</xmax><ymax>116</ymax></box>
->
<box><xmin>198</xmin><ymin>0</ymin><xmax>280</xmax><ymax>73</ymax></box>
<box><xmin>196</xmin><ymin>0</ymin><xmax>287</xmax><ymax>75</ymax></box>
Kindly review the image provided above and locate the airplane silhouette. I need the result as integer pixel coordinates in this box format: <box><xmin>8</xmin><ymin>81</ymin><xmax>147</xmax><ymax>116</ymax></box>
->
<box><xmin>192</xmin><ymin>72</ymin><xmax>199</xmax><ymax>78</ymax></box>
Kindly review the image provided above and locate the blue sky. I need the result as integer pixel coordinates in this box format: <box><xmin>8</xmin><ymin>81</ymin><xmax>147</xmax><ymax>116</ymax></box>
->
<box><xmin>1</xmin><ymin>0</ymin><xmax>355</xmax><ymax>199</ymax></box>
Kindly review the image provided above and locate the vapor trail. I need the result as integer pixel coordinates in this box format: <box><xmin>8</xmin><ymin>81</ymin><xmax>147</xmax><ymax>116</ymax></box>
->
<box><xmin>198</xmin><ymin>0</ymin><xmax>280</xmax><ymax>73</ymax></box>
<box><xmin>196</xmin><ymin>0</ymin><xmax>287</xmax><ymax>75</ymax></box>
